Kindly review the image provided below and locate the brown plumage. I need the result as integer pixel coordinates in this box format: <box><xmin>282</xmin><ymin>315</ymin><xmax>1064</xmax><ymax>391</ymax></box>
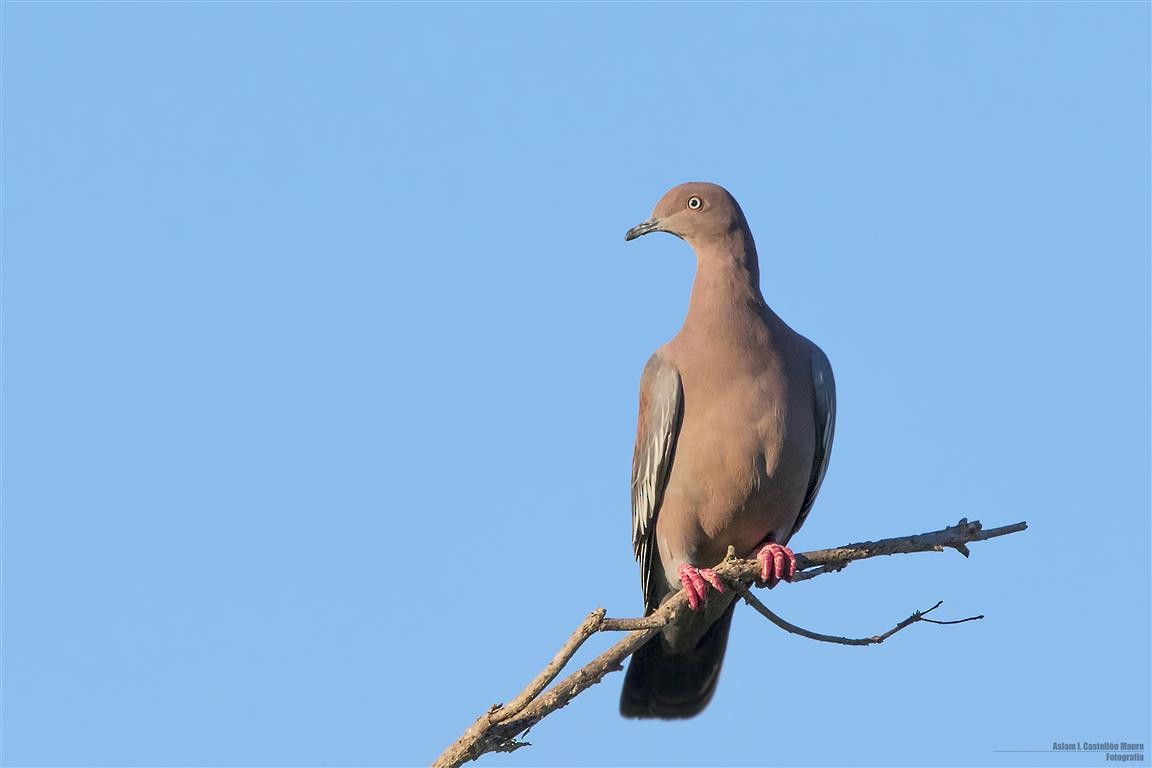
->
<box><xmin>620</xmin><ymin>182</ymin><xmax>836</xmax><ymax>719</ymax></box>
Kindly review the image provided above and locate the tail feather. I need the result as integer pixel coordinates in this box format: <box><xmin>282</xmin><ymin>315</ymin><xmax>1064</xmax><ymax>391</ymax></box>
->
<box><xmin>619</xmin><ymin>602</ymin><xmax>736</xmax><ymax>719</ymax></box>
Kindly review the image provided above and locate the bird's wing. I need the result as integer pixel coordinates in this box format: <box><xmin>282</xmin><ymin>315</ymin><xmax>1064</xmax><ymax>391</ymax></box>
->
<box><xmin>789</xmin><ymin>346</ymin><xmax>837</xmax><ymax>539</ymax></box>
<box><xmin>631</xmin><ymin>353</ymin><xmax>683</xmax><ymax>614</ymax></box>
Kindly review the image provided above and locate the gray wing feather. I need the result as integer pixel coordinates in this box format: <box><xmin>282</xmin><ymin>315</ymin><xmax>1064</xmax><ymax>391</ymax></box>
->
<box><xmin>790</xmin><ymin>346</ymin><xmax>836</xmax><ymax>539</ymax></box>
<box><xmin>631</xmin><ymin>354</ymin><xmax>683</xmax><ymax>613</ymax></box>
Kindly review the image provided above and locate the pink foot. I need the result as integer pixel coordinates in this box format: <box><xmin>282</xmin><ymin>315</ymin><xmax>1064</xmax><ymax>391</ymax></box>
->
<box><xmin>755</xmin><ymin>542</ymin><xmax>797</xmax><ymax>588</ymax></box>
<box><xmin>677</xmin><ymin>563</ymin><xmax>725</xmax><ymax>610</ymax></box>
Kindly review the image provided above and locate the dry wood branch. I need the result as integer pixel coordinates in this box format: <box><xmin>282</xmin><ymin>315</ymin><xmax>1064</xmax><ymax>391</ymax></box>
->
<box><xmin>489</xmin><ymin>609</ymin><xmax>607</xmax><ymax>724</ymax></box>
<box><xmin>431</xmin><ymin>517</ymin><xmax>1026</xmax><ymax>768</ymax></box>
<box><xmin>734</xmin><ymin>586</ymin><xmax>982</xmax><ymax>645</ymax></box>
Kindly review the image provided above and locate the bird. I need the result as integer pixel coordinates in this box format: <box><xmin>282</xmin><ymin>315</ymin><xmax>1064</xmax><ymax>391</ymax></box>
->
<box><xmin>619</xmin><ymin>182</ymin><xmax>836</xmax><ymax>719</ymax></box>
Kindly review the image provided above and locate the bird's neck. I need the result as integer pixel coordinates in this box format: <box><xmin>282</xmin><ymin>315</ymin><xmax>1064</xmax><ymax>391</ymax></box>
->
<box><xmin>682</xmin><ymin>228</ymin><xmax>768</xmax><ymax>337</ymax></box>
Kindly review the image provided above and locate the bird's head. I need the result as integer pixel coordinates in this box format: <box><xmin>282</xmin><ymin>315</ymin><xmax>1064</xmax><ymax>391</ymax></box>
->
<box><xmin>624</xmin><ymin>182</ymin><xmax>748</xmax><ymax>245</ymax></box>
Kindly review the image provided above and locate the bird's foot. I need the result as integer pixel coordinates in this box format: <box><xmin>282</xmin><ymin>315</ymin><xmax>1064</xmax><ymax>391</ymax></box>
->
<box><xmin>677</xmin><ymin>564</ymin><xmax>725</xmax><ymax>610</ymax></box>
<box><xmin>755</xmin><ymin>542</ymin><xmax>797</xmax><ymax>588</ymax></box>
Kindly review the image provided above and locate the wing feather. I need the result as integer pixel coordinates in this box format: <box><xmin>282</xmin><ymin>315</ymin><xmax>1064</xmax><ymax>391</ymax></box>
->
<box><xmin>631</xmin><ymin>354</ymin><xmax>683</xmax><ymax>613</ymax></box>
<box><xmin>790</xmin><ymin>346</ymin><xmax>836</xmax><ymax>539</ymax></box>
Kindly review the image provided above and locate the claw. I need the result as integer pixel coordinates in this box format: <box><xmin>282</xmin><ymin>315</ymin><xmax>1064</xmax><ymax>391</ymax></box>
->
<box><xmin>678</xmin><ymin>564</ymin><xmax>725</xmax><ymax>610</ymax></box>
<box><xmin>755</xmin><ymin>542</ymin><xmax>797</xmax><ymax>588</ymax></box>
<box><xmin>700</xmin><ymin>568</ymin><xmax>725</xmax><ymax>593</ymax></box>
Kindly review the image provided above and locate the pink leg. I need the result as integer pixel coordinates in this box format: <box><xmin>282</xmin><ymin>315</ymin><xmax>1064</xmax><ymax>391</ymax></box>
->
<box><xmin>677</xmin><ymin>563</ymin><xmax>725</xmax><ymax>610</ymax></box>
<box><xmin>755</xmin><ymin>542</ymin><xmax>797</xmax><ymax>588</ymax></box>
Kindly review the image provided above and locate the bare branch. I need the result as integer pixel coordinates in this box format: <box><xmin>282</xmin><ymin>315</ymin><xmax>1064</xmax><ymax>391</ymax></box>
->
<box><xmin>490</xmin><ymin>609</ymin><xmax>607</xmax><ymax>724</ymax></box>
<box><xmin>734</xmin><ymin>586</ymin><xmax>983</xmax><ymax>646</ymax></box>
<box><xmin>431</xmin><ymin>518</ymin><xmax>1026</xmax><ymax>768</ymax></box>
<box><xmin>600</xmin><ymin>616</ymin><xmax>669</xmax><ymax>631</ymax></box>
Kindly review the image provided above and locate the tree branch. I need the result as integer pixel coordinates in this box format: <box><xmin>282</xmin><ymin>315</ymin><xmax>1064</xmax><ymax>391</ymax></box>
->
<box><xmin>734</xmin><ymin>586</ymin><xmax>982</xmax><ymax>646</ymax></box>
<box><xmin>431</xmin><ymin>517</ymin><xmax>1026</xmax><ymax>768</ymax></box>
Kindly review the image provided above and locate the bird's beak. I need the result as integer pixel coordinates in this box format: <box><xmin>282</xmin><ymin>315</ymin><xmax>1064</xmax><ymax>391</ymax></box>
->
<box><xmin>624</xmin><ymin>218</ymin><xmax>662</xmax><ymax>242</ymax></box>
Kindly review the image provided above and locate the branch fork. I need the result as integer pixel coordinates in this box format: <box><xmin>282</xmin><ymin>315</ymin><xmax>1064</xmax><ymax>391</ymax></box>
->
<box><xmin>432</xmin><ymin>517</ymin><xmax>1027</xmax><ymax>768</ymax></box>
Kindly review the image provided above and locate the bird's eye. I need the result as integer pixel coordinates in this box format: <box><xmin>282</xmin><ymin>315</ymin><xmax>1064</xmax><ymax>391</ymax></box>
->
<box><xmin>687</xmin><ymin>196</ymin><xmax>703</xmax><ymax>210</ymax></box>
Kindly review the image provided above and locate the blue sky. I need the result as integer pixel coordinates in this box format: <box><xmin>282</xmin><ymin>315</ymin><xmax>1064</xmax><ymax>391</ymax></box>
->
<box><xmin>2</xmin><ymin>2</ymin><xmax>1149</xmax><ymax>767</ymax></box>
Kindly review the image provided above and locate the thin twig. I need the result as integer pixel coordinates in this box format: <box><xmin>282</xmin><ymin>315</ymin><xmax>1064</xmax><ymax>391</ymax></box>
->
<box><xmin>921</xmin><ymin>614</ymin><xmax>984</xmax><ymax>626</ymax></box>
<box><xmin>734</xmin><ymin>586</ymin><xmax>983</xmax><ymax>645</ymax></box>
<box><xmin>431</xmin><ymin>517</ymin><xmax>1026</xmax><ymax>768</ymax></box>
<box><xmin>490</xmin><ymin>609</ymin><xmax>607</xmax><ymax>723</ymax></box>
<box><xmin>488</xmin><ymin>609</ymin><xmax>670</xmax><ymax>725</ymax></box>
<box><xmin>600</xmin><ymin>616</ymin><xmax>669</xmax><ymax>631</ymax></box>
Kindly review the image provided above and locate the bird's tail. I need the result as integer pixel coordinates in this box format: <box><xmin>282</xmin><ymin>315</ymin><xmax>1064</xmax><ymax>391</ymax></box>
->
<box><xmin>619</xmin><ymin>601</ymin><xmax>736</xmax><ymax>719</ymax></box>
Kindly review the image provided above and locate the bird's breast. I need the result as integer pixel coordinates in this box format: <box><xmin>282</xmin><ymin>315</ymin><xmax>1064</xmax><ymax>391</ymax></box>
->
<box><xmin>656</xmin><ymin>340</ymin><xmax>814</xmax><ymax>573</ymax></box>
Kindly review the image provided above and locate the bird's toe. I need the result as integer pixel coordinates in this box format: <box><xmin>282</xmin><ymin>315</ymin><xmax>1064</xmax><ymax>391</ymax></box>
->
<box><xmin>755</xmin><ymin>542</ymin><xmax>797</xmax><ymax>588</ymax></box>
<box><xmin>678</xmin><ymin>564</ymin><xmax>725</xmax><ymax>610</ymax></box>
